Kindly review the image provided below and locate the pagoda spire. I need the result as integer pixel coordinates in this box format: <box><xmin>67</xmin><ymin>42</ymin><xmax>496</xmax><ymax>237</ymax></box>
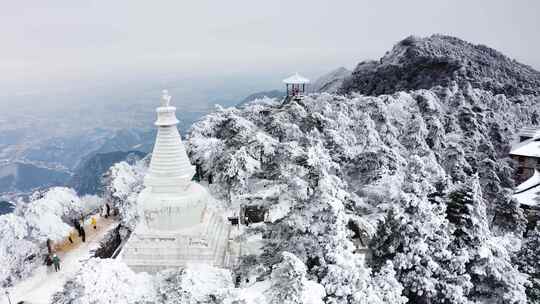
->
<box><xmin>144</xmin><ymin>90</ymin><xmax>195</xmax><ymax>193</ymax></box>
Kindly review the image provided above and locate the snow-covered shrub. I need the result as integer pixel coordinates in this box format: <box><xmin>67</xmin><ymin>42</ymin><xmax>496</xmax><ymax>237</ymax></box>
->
<box><xmin>0</xmin><ymin>214</ymin><xmax>41</xmax><ymax>287</ymax></box>
<box><xmin>102</xmin><ymin>159</ymin><xmax>147</xmax><ymax>229</ymax></box>
<box><xmin>516</xmin><ymin>227</ymin><xmax>540</xmax><ymax>303</ymax></box>
<box><xmin>154</xmin><ymin>264</ymin><xmax>234</xmax><ymax>304</ymax></box>
<box><xmin>264</xmin><ymin>252</ymin><xmax>325</xmax><ymax>304</ymax></box>
<box><xmin>51</xmin><ymin>258</ymin><xmax>156</xmax><ymax>304</ymax></box>
<box><xmin>17</xmin><ymin>187</ymin><xmax>93</xmax><ymax>242</ymax></box>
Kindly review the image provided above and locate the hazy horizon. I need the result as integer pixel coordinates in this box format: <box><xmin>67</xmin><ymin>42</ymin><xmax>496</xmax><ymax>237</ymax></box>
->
<box><xmin>1</xmin><ymin>0</ymin><xmax>540</xmax><ymax>104</ymax></box>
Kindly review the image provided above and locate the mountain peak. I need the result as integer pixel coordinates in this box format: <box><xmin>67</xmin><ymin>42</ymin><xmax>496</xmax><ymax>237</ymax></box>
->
<box><xmin>342</xmin><ymin>34</ymin><xmax>540</xmax><ymax>96</ymax></box>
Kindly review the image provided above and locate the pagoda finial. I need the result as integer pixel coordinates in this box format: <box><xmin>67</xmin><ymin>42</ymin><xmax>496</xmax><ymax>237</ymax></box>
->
<box><xmin>161</xmin><ymin>89</ymin><xmax>172</xmax><ymax>107</ymax></box>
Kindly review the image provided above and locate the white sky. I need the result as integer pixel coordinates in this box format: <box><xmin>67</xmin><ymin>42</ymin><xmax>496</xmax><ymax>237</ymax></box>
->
<box><xmin>1</xmin><ymin>0</ymin><xmax>539</xmax><ymax>95</ymax></box>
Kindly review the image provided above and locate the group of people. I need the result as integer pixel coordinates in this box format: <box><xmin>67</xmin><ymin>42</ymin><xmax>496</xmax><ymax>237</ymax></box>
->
<box><xmin>71</xmin><ymin>217</ymin><xmax>87</xmax><ymax>243</ymax></box>
<box><xmin>44</xmin><ymin>253</ymin><xmax>61</xmax><ymax>272</ymax></box>
<box><xmin>42</xmin><ymin>203</ymin><xmax>112</xmax><ymax>273</ymax></box>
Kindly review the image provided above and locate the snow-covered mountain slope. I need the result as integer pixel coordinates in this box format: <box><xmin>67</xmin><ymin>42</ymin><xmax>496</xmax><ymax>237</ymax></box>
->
<box><xmin>311</xmin><ymin>67</ymin><xmax>351</xmax><ymax>93</ymax></box>
<box><xmin>341</xmin><ymin>35</ymin><xmax>540</xmax><ymax>97</ymax></box>
<box><xmin>187</xmin><ymin>35</ymin><xmax>540</xmax><ymax>303</ymax></box>
<box><xmin>0</xmin><ymin>162</ymin><xmax>71</xmax><ymax>195</ymax></box>
<box><xmin>237</xmin><ymin>90</ymin><xmax>286</xmax><ymax>107</ymax></box>
<box><xmin>68</xmin><ymin>150</ymin><xmax>145</xmax><ymax>195</ymax></box>
<box><xmin>0</xmin><ymin>200</ymin><xmax>14</xmax><ymax>215</ymax></box>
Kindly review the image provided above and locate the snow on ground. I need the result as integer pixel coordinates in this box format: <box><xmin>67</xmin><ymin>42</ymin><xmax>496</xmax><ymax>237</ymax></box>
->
<box><xmin>267</xmin><ymin>198</ymin><xmax>291</xmax><ymax>222</ymax></box>
<box><xmin>1</xmin><ymin>215</ymin><xmax>118</xmax><ymax>304</ymax></box>
<box><xmin>175</xmin><ymin>264</ymin><xmax>233</xmax><ymax>301</ymax></box>
<box><xmin>54</xmin><ymin>258</ymin><xmax>156</xmax><ymax>304</ymax></box>
<box><xmin>239</xmin><ymin>232</ymin><xmax>264</xmax><ymax>256</ymax></box>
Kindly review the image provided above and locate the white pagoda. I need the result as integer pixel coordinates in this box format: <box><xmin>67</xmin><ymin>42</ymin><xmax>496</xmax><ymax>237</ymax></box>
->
<box><xmin>121</xmin><ymin>90</ymin><xmax>232</xmax><ymax>273</ymax></box>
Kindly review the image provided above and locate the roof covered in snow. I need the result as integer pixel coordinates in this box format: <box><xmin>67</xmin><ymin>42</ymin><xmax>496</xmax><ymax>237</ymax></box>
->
<box><xmin>513</xmin><ymin>187</ymin><xmax>540</xmax><ymax>207</ymax></box>
<box><xmin>510</xmin><ymin>137</ymin><xmax>540</xmax><ymax>158</ymax></box>
<box><xmin>513</xmin><ymin>170</ymin><xmax>540</xmax><ymax>207</ymax></box>
<box><xmin>519</xmin><ymin>127</ymin><xmax>540</xmax><ymax>138</ymax></box>
<box><xmin>509</xmin><ymin>127</ymin><xmax>540</xmax><ymax>157</ymax></box>
<box><xmin>283</xmin><ymin>73</ymin><xmax>310</xmax><ymax>84</ymax></box>
<box><xmin>516</xmin><ymin>170</ymin><xmax>540</xmax><ymax>192</ymax></box>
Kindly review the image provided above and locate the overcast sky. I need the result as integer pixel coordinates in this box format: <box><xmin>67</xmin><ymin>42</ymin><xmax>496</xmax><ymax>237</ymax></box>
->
<box><xmin>2</xmin><ymin>0</ymin><xmax>540</xmax><ymax>96</ymax></box>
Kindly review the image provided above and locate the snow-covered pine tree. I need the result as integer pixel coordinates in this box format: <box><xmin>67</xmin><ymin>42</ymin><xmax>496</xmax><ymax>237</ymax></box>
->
<box><xmin>369</xmin><ymin>208</ymin><xmax>402</xmax><ymax>271</ymax></box>
<box><xmin>446</xmin><ymin>178</ymin><xmax>490</xmax><ymax>249</ymax></box>
<box><xmin>101</xmin><ymin>160</ymin><xmax>146</xmax><ymax>229</ymax></box>
<box><xmin>446</xmin><ymin>176</ymin><xmax>527</xmax><ymax>303</ymax></box>
<box><xmin>515</xmin><ymin>227</ymin><xmax>540</xmax><ymax>303</ymax></box>
<box><xmin>477</xmin><ymin>159</ymin><xmax>526</xmax><ymax>235</ymax></box>
<box><xmin>369</xmin><ymin>194</ymin><xmax>473</xmax><ymax>304</ymax></box>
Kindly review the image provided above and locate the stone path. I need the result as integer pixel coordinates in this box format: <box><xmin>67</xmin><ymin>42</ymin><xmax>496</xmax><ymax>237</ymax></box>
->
<box><xmin>1</xmin><ymin>215</ymin><xmax>118</xmax><ymax>304</ymax></box>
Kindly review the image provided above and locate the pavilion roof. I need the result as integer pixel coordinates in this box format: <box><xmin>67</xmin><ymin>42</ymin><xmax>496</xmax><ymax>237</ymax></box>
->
<box><xmin>283</xmin><ymin>73</ymin><xmax>310</xmax><ymax>84</ymax></box>
<box><xmin>510</xmin><ymin>137</ymin><xmax>540</xmax><ymax>158</ymax></box>
<box><xmin>513</xmin><ymin>170</ymin><xmax>540</xmax><ymax>208</ymax></box>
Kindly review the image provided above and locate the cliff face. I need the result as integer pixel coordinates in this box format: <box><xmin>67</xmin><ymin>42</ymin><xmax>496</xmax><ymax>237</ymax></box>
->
<box><xmin>341</xmin><ymin>35</ymin><xmax>540</xmax><ymax>97</ymax></box>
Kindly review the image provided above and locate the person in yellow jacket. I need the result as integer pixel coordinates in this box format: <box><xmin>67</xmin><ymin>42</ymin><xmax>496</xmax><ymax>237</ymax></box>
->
<box><xmin>91</xmin><ymin>217</ymin><xmax>97</xmax><ymax>230</ymax></box>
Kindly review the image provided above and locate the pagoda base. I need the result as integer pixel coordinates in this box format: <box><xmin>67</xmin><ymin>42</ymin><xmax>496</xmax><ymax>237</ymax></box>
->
<box><xmin>120</xmin><ymin>208</ymin><xmax>231</xmax><ymax>273</ymax></box>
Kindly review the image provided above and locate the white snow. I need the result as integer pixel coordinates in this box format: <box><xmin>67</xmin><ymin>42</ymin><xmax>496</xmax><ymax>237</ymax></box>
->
<box><xmin>1</xmin><ymin>216</ymin><xmax>118</xmax><ymax>304</ymax></box>
<box><xmin>283</xmin><ymin>72</ymin><xmax>310</xmax><ymax>84</ymax></box>
<box><xmin>515</xmin><ymin>169</ymin><xmax>540</xmax><ymax>192</ymax></box>
<box><xmin>173</xmin><ymin>263</ymin><xmax>233</xmax><ymax>301</ymax></box>
<box><xmin>268</xmin><ymin>198</ymin><xmax>291</xmax><ymax>222</ymax></box>
<box><xmin>235</xmin><ymin>265</ymin><xmax>325</xmax><ymax>304</ymax></box>
<box><xmin>239</xmin><ymin>233</ymin><xmax>265</xmax><ymax>256</ymax></box>
<box><xmin>510</xmin><ymin>137</ymin><xmax>540</xmax><ymax>157</ymax></box>
<box><xmin>513</xmin><ymin>170</ymin><xmax>540</xmax><ymax>206</ymax></box>
<box><xmin>56</xmin><ymin>258</ymin><xmax>156</xmax><ymax>304</ymax></box>
<box><xmin>23</xmin><ymin>188</ymin><xmax>85</xmax><ymax>242</ymax></box>
<box><xmin>513</xmin><ymin>187</ymin><xmax>540</xmax><ymax>207</ymax></box>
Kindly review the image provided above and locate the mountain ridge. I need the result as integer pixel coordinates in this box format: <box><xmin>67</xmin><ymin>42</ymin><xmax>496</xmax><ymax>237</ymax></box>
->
<box><xmin>187</xmin><ymin>34</ymin><xmax>540</xmax><ymax>303</ymax></box>
<box><xmin>341</xmin><ymin>34</ymin><xmax>540</xmax><ymax>97</ymax></box>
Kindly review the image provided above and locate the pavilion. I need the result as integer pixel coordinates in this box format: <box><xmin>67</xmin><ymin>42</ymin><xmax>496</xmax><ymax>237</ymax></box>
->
<box><xmin>283</xmin><ymin>73</ymin><xmax>310</xmax><ymax>100</ymax></box>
